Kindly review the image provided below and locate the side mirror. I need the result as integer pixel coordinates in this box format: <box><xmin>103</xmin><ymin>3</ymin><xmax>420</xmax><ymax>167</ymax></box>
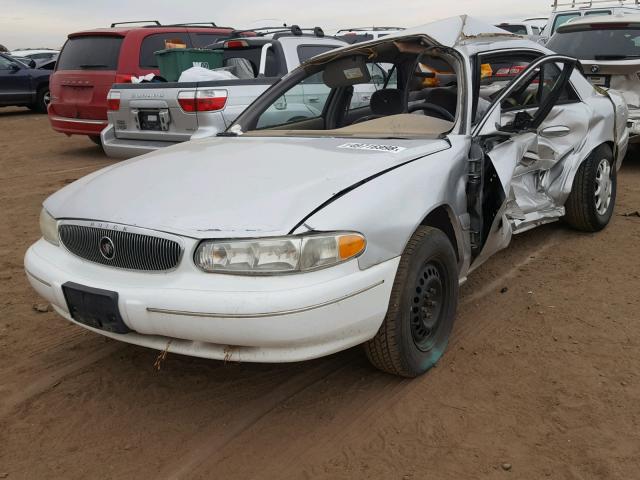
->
<box><xmin>28</xmin><ymin>59</ymin><xmax>37</xmax><ymax>68</ymax></box>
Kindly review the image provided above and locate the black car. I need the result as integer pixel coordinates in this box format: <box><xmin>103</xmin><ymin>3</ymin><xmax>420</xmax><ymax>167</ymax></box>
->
<box><xmin>0</xmin><ymin>52</ymin><xmax>52</xmax><ymax>112</ymax></box>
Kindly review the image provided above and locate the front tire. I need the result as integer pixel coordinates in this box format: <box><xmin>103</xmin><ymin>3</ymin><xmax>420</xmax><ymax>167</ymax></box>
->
<box><xmin>364</xmin><ymin>226</ymin><xmax>458</xmax><ymax>377</ymax></box>
<box><xmin>29</xmin><ymin>87</ymin><xmax>50</xmax><ymax>113</ymax></box>
<box><xmin>564</xmin><ymin>144</ymin><xmax>616</xmax><ymax>232</ymax></box>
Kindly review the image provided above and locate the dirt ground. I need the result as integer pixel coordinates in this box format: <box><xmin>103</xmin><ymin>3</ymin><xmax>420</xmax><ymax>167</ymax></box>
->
<box><xmin>1</xmin><ymin>106</ymin><xmax>639</xmax><ymax>480</ymax></box>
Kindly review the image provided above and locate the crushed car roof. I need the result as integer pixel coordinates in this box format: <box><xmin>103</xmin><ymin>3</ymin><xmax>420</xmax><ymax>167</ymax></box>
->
<box><xmin>371</xmin><ymin>15</ymin><xmax>517</xmax><ymax>47</ymax></box>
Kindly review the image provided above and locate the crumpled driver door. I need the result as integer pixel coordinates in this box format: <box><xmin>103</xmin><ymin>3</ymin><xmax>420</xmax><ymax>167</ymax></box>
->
<box><xmin>468</xmin><ymin>55</ymin><xmax>579</xmax><ymax>270</ymax></box>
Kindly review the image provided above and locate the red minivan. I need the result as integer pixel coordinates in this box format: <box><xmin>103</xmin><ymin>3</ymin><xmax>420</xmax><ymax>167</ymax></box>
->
<box><xmin>49</xmin><ymin>22</ymin><xmax>239</xmax><ymax>144</ymax></box>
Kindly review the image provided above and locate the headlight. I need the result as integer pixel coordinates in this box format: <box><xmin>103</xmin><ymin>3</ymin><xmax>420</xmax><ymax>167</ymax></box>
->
<box><xmin>194</xmin><ymin>232</ymin><xmax>366</xmax><ymax>274</ymax></box>
<box><xmin>39</xmin><ymin>208</ymin><xmax>59</xmax><ymax>246</ymax></box>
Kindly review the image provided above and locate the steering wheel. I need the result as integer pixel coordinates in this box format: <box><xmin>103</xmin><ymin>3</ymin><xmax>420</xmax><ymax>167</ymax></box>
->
<box><xmin>408</xmin><ymin>103</ymin><xmax>455</xmax><ymax>122</ymax></box>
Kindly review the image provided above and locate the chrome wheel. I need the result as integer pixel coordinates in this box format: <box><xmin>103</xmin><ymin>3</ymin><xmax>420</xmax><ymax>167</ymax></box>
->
<box><xmin>43</xmin><ymin>90</ymin><xmax>51</xmax><ymax>106</ymax></box>
<box><xmin>594</xmin><ymin>158</ymin><xmax>612</xmax><ymax>216</ymax></box>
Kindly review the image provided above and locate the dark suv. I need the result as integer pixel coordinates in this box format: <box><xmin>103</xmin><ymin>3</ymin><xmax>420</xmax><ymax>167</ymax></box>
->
<box><xmin>0</xmin><ymin>52</ymin><xmax>51</xmax><ymax>112</ymax></box>
<box><xmin>48</xmin><ymin>21</ymin><xmax>240</xmax><ymax>144</ymax></box>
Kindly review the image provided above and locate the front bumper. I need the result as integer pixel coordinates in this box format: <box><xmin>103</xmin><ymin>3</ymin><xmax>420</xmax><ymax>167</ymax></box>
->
<box><xmin>25</xmin><ymin>239</ymin><xmax>398</xmax><ymax>363</ymax></box>
<box><xmin>101</xmin><ymin>124</ymin><xmax>177</xmax><ymax>159</ymax></box>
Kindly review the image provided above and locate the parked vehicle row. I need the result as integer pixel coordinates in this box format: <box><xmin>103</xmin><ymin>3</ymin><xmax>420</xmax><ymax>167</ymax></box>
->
<box><xmin>25</xmin><ymin>16</ymin><xmax>629</xmax><ymax>377</ymax></box>
<box><xmin>47</xmin><ymin>21</ymin><xmax>246</xmax><ymax>144</ymax></box>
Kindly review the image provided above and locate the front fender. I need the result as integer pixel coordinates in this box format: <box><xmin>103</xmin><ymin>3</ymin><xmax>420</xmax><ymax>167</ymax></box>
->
<box><xmin>293</xmin><ymin>137</ymin><xmax>472</xmax><ymax>275</ymax></box>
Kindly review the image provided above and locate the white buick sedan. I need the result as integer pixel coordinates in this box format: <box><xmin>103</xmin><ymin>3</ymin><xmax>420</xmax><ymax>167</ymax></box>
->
<box><xmin>25</xmin><ymin>16</ymin><xmax>628</xmax><ymax>377</ymax></box>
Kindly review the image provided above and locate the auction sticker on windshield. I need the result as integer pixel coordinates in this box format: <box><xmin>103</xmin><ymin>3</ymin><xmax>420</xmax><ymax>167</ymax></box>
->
<box><xmin>338</xmin><ymin>143</ymin><xmax>407</xmax><ymax>153</ymax></box>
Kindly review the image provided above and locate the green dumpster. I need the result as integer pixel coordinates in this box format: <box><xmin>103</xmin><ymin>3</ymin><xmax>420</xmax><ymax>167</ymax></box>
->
<box><xmin>155</xmin><ymin>48</ymin><xmax>224</xmax><ymax>82</ymax></box>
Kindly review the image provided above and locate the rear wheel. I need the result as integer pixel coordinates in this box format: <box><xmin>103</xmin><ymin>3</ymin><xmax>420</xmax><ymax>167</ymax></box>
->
<box><xmin>564</xmin><ymin>144</ymin><xmax>616</xmax><ymax>232</ymax></box>
<box><xmin>364</xmin><ymin>226</ymin><xmax>458</xmax><ymax>377</ymax></box>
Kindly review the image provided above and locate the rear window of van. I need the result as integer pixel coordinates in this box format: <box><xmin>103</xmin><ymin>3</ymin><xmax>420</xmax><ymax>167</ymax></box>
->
<box><xmin>57</xmin><ymin>36</ymin><xmax>123</xmax><ymax>70</ymax></box>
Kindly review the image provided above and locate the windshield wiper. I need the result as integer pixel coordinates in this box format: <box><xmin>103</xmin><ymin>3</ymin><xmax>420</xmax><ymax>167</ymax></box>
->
<box><xmin>79</xmin><ymin>64</ymin><xmax>109</xmax><ymax>69</ymax></box>
<box><xmin>217</xmin><ymin>131</ymin><xmax>238</xmax><ymax>137</ymax></box>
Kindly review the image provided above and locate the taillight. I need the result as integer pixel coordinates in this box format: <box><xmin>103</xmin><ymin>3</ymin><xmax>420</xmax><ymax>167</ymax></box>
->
<box><xmin>178</xmin><ymin>91</ymin><xmax>197</xmax><ymax>112</ymax></box>
<box><xmin>495</xmin><ymin>65</ymin><xmax>527</xmax><ymax>77</ymax></box>
<box><xmin>224</xmin><ymin>40</ymin><xmax>249</xmax><ymax>49</ymax></box>
<box><xmin>107</xmin><ymin>91</ymin><xmax>121</xmax><ymax>111</ymax></box>
<box><xmin>178</xmin><ymin>90</ymin><xmax>227</xmax><ymax>113</ymax></box>
<box><xmin>115</xmin><ymin>74</ymin><xmax>133</xmax><ymax>83</ymax></box>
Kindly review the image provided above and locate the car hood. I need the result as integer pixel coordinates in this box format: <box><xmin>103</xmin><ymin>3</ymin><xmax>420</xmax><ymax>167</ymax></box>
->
<box><xmin>45</xmin><ymin>136</ymin><xmax>450</xmax><ymax>238</ymax></box>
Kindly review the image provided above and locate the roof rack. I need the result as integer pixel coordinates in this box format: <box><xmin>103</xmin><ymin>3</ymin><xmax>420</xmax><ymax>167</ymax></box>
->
<box><xmin>162</xmin><ymin>22</ymin><xmax>218</xmax><ymax>27</ymax></box>
<box><xmin>336</xmin><ymin>27</ymin><xmax>405</xmax><ymax>32</ymax></box>
<box><xmin>110</xmin><ymin>20</ymin><xmax>161</xmax><ymax>28</ymax></box>
<box><xmin>110</xmin><ymin>21</ymin><xmax>232</xmax><ymax>29</ymax></box>
<box><xmin>552</xmin><ymin>0</ymin><xmax>639</xmax><ymax>11</ymax></box>
<box><xmin>231</xmin><ymin>24</ymin><xmax>325</xmax><ymax>38</ymax></box>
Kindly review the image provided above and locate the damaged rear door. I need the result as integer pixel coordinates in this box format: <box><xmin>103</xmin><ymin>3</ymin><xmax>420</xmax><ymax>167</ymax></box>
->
<box><xmin>468</xmin><ymin>55</ymin><xmax>583</xmax><ymax>268</ymax></box>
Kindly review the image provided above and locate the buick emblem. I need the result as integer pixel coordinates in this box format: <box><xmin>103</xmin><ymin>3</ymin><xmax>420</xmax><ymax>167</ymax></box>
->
<box><xmin>591</xmin><ymin>65</ymin><xmax>600</xmax><ymax>74</ymax></box>
<box><xmin>99</xmin><ymin>236</ymin><xmax>115</xmax><ymax>260</ymax></box>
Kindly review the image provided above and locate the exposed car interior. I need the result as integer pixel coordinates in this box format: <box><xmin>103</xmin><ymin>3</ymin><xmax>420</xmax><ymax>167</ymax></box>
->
<box><xmin>239</xmin><ymin>36</ymin><xmax>462</xmax><ymax>138</ymax></box>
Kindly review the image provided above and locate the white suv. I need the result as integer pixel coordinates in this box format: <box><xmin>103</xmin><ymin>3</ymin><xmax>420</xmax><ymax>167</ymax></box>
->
<box><xmin>542</xmin><ymin>0</ymin><xmax>640</xmax><ymax>38</ymax></box>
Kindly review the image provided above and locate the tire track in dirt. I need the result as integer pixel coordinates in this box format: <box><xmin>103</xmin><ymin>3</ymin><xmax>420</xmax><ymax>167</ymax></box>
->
<box><xmin>0</xmin><ymin>341</ymin><xmax>123</xmax><ymax>418</ymax></box>
<box><xmin>158</xmin><ymin>352</ymin><xmax>359</xmax><ymax>480</ymax></box>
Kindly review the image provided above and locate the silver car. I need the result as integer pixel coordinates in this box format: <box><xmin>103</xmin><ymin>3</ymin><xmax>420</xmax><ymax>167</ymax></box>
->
<box><xmin>25</xmin><ymin>16</ymin><xmax>629</xmax><ymax>377</ymax></box>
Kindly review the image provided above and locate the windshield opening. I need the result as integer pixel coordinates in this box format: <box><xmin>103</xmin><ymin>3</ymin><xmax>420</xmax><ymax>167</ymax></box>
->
<box><xmin>547</xmin><ymin>27</ymin><xmax>640</xmax><ymax>60</ymax></box>
<box><xmin>230</xmin><ymin>37</ymin><xmax>460</xmax><ymax>140</ymax></box>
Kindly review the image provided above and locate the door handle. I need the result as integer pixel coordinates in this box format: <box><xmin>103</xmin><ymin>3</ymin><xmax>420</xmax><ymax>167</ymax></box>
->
<box><xmin>308</xmin><ymin>97</ymin><xmax>320</xmax><ymax>103</ymax></box>
<box><xmin>540</xmin><ymin>125</ymin><xmax>571</xmax><ymax>138</ymax></box>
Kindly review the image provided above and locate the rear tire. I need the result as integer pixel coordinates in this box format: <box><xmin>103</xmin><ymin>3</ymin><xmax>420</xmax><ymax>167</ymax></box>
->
<box><xmin>364</xmin><ymin>226</ymin><xmax>458</xmax><ymax>378</ymax></box>
<box><xmin>564</xmin><ymin>144</ymin><xmax>616</xmax><ymax>232</ymax></box>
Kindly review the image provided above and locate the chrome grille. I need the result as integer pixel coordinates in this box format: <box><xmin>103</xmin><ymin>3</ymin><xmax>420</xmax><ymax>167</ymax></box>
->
<box><xmin>59</xmin><ymin>224</ymin><xmax>182</xmax><ymax>271</ymax></box>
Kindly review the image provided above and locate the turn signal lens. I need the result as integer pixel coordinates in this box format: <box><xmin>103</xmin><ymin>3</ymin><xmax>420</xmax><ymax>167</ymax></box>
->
<box><xmin>338</xmin><ymin>234</ymin><xmax>366</xmax><ymax>260</ymax></box>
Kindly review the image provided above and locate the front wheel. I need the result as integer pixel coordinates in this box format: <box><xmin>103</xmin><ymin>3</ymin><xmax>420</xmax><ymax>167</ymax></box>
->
<box><xmin>364</xmin><ymin>226</ymin><xmax>459</xmax><ymax>377</ymax></box>
<box><xmin>28</xmin><ymin>87</ymin><xmax>50</xmax><ymax>113</ymax></box>
<box><xmin>564</xmin><ymin>144</ymin><xmax>616</xmax><ymax>232</ymax></box>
